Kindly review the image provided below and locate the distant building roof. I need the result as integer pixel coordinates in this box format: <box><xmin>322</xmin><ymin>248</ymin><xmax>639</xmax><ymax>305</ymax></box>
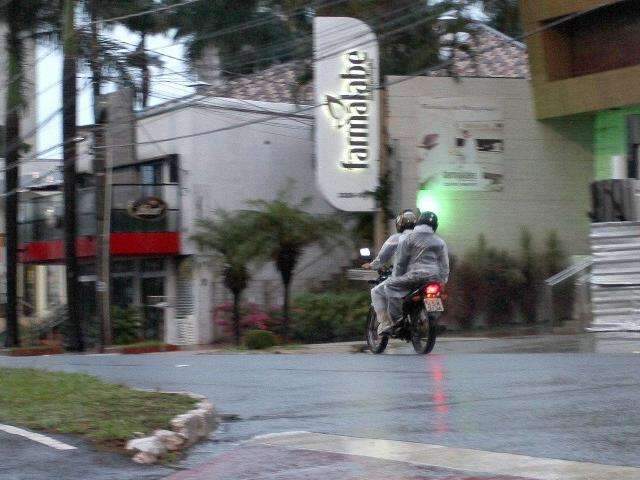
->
<box><xmin>433</xmin><ymin>24</ymin><xmax>529</xmax><ymax>79</ymax></box>
<box><xmin>205</xmin><ymin>63</ymin><xmax>313</xmax><ymax>105</ymax></box>
<box><xmin>199</xmin><ymin>22</ymin><xmax>528</xmax><ymax>105</ymax></box>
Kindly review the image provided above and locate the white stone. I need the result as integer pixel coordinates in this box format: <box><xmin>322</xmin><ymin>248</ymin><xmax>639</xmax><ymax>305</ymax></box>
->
<box><xmin>153</xmin><ymin>429</ymin><xmax>186</xmax><ymax>451</ymax></box>
<box><xmin>170</xmin><ymin>413</ymin><xmax>203</xmax><ymax>446</ymax></box>
<box><xmin>126</xmin><ymin>436</ymin><xmax>167</xmax><ymax>457</ymax></box>
<box><xmin>132</xmin><ymin>451</ymin><xmax>158</xmax><ymax>465</ymax></box>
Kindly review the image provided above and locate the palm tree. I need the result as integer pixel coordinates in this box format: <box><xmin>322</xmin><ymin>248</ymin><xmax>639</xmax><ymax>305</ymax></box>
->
<box><xmin>79</xmin><ymin>0</ymin><xmax>154</xmax><ymax>111</ymax></box>
<box><xmin>246</xmin><ymin>188</ymin><xmax>344</xmax><ymax>339</ymax></box>
<box><xmin>1</xmin><ymin>0</ymin><xmax>52</xmax><ymax>347</ymax></box>
<box><xmin>191</xmin><ymin>211</ymin><xmax>265</xmax><ymax>345</ymax></box>
<box><xmin>166</xmin><ymin>0</ymin><xmax>294</xmax><ymax>76</ymax></box>
<box><xmin>118</xmin><ymin>0</ymin><xmax>168</xmax><ymax>108</ymax></box>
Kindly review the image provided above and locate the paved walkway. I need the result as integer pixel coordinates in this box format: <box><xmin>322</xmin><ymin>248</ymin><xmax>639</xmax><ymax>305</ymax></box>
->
<box><xmin>168</xmin><ymin>444</ymin><xmax>528</xmax><ymax>480</ymax></box>
<box><xmin>167</xmin><ymin>432</ymin><xmax>640</xmax><ymax>480</ymax></box>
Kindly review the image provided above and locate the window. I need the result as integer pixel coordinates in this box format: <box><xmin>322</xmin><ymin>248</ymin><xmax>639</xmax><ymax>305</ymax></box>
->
<box><xmin>141</xmin><ymin>258</ymin><xmax>164</xmax><ymax>273</ymax></box>
<box><xmin>168</xmin><ymin>155</ymin><xmax>179</xmax><ymax>183</ymax></box>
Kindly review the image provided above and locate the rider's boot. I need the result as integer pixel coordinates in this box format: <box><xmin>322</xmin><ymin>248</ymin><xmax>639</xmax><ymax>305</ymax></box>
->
<box><xmin>377</xmin><ymin>311</ymin><xmax>393</xmax><ymax>336</ymax></box>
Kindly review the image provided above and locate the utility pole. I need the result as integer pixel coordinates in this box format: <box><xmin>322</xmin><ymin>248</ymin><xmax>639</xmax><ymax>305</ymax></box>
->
<box><xmin>3</xmin><ymin>0</ymin><xmax>22</xmax><ymax>348</ymax></box>
<box><xmin>62</xmin><ymin>0</ymin><xmax>83</xmax><ymax>351</ymax></box>
<box><xmin>374</xmin><ymin>88</ymin><xmax>390</xmax><ymax>251</ymax></box>
<box><xmin>94</xmin><ymin>102</ymin><xmax>112</xmax><ymax>350</ymax></box>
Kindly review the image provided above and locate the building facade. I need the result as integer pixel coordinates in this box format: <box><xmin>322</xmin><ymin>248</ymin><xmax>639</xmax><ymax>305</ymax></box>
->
<box><xmin>387</xmin><ymin>76</ymin><xmax>594</xmax><ymax>256</ymax></box>
<box><xmin>521</xmin><ymin>0</ymin><xmax>640</xmax><ymax>180</ymax></box>
<box><xmin>18</xmin><ymin>90</ymin><xmax>350</xmax><ymax>345</ymax></box>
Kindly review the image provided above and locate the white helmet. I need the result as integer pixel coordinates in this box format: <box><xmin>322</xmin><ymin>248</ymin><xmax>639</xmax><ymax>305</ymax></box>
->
<box><xmin>395</xmin><ymin>209</ymin><xmax>417</xmax><ymax>233</ymax></box>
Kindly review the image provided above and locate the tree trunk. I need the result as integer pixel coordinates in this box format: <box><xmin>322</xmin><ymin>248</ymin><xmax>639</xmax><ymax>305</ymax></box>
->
<box><xmin>89</xmin><ymin>0</ymin><xmax>111</xmax><ymax>351</ymax></box>
<box><xmin>63</xmin><ymin>0</ymin><xmax>83</xmax><ymax>351</ymax></box>
<box><xmin>140</xmin><ymin>33</ymin><xmax>149</xmax><ymax>108</ymax></box>
<box><xmin>3</xmin><ymin>2</ymin><xmax>22</xmax><ymax>348</ymax></box>
<box><xmin>232</xmin><ymin>291</ymin><xmax>241</xmax><ymax>346</ymax></box>
<box><xmin>282</xmin><ymin>279</ymin><xmax>291</xmax><ymax>341</ymax></box>
<box><xmin>88</xmin><ymin>0</ymin><xmax>101</xmax><ymax>103</ymax></box>
<box><xmin>276</xmin><ymin>247</ymin><xmax>298</xmax><ymax>342</ymax></box>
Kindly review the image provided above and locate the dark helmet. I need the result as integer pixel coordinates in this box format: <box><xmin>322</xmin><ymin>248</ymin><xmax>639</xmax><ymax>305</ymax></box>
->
<box><xmin>395</xmin><ymin>209</ymin><xmax>417</xmax><ymax>233</ymax></box>
<box><xmin>417</xmin><ymin>211</ymin><xmax>438</xmax><ymax>232</ymax></box>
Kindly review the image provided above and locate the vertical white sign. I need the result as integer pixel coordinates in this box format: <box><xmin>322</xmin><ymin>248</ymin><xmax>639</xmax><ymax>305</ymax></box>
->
<box><xmin>314</xmin><ymin>17</ymin><xmax>379</xmax><ymax>212</ymax></box>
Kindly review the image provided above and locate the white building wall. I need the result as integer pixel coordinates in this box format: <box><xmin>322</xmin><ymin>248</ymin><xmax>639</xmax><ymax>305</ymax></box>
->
<box><xmin>388</xmin><ymin>76</ymin><xmax>594</xmax><ymax>258</ymax></box>
<box><xmin>137</xmin><ymin>98</ymin><xmax>353</xmax><ymax>343</ymax></box>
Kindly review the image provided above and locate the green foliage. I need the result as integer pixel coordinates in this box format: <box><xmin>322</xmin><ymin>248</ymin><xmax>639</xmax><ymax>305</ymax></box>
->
<box><xmin>192</xmin><ymin>211</ymin><xmax>265</xmax><ymax>288</ymax></box>
<box><xmin>0</xmin><ymin>368</ymin><xmax>196</xmax><ymax>449</ymax></box>
<box><xmin>543</xmin><ymin>230</ymin><xmax>573</xmax><ymax>324</ymax></box>
<box><xmin>364</xmin><ymin>171</ymin><xmax>394</xmax><ymax>221</ymax></box>
<box><xmin>246</xmin><ymin>184</ymin><xmax>346</xmax><ymax>268</ymax></box>
<box><xmin>112</xmin><ymin>306</ymin><xmax>143</xmax><ymax>345</ymax></box>
<box><xmin>244</xmin><ymin>330</ymin><xmax>277</xmax><ymax>350</ymax></box>
<box><xmin>290</xmin><ymin>291</ymin><xmax>370</xmax><ymax>343</ymax></box>
<box><xmin>192</xmin><ymin>210</ymin><xmax>267</xmax><ymax>344</ymax></box>
<box><xmin>445</xmin><ymin>230</ymin><xmax>571</xmax><ymax>329</ymax></box>
<box><xmin>519</xmin><ymin>227</ymin><xmax>541</xmax><ymax>324</ymax></box>
<box><xmin>167</xmin><ymin>0</ymin><xmax>295</xmax><ymax>74</ymax></box>
<box><xmin>245</xmin><ymin>183</ymin><xmax>346</xmax><ymax>337</ymax></box>
<box><xmin>279</xmin><ymin>0</ymin><xmax>472</xmax><ymax>76</ymax></box>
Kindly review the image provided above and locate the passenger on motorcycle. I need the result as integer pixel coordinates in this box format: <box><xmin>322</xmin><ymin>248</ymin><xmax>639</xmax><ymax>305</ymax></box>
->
<box><xmin>382</xmin><ymin>211</ymin><xmax>449</xmax><ymax>335</ymax></box>
<box><xmin>363</xmin><ymin>210</ymin><xmax>417</xmax><ymax>336</ymax></box>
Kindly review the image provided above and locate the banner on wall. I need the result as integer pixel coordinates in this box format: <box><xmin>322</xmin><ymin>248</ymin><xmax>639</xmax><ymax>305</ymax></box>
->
<box><xmin>314</xmin><ymin>16</ymin><xmax>380</xmax><ymax>211</ymax></box>
<box><xmin>416</xmin><ymin>98</ymin><xmax>504</xmax><ymax>192</ymax></box>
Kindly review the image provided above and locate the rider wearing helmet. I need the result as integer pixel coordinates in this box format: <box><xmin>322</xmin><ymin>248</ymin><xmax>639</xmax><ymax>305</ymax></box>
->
<box><xmin>363</xmin><ymin>210</ymin><xmax>417</xmax><ymax>271</ymax></box>
<box><xmin>381</xmin><ymin>211</ymin><xmax>449</xmax><ymax>335</ymax></box>
<box><xmin>363</xmin><ymin>210</ymin><xmax>417</xmax><ymax>336</ymax></box>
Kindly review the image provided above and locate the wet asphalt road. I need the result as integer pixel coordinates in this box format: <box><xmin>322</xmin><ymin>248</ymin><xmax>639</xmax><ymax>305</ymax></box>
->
<box><xmin>1</xmin><ymin>334</ymin><xmax>640</xmax><ymax>480</ymax></box>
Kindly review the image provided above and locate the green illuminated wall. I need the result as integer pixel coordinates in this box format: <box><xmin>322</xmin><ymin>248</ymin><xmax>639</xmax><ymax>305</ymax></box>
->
<box><xmin>594</xmin><ymin>106</ymin><xmax>640</xmax><ymax>180</ymax></box>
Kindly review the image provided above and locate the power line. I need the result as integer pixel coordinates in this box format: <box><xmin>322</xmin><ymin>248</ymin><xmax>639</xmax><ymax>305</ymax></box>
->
<box><xmin>83</xmin><ymin>0</ymin><xmax>203</xmax><ymax>26</ymax></box>
<box><xmin>94</xmin><ymin>103</ymin><xmax>318</xmax><ymax>150</ymax></box>
<box><xmin>92</xmin><ymin>0</ymin><xmax>624</xmax><ymax>152</ymax></box>
<box><xmin>5</xmin><ymin>0</ymin><xmax>622</xmax><ymax>184</ymax></box>
<box><xmin>149</xmin><ymin>0</ymin><xmax>352</xmax><ymax>51</ymax></box>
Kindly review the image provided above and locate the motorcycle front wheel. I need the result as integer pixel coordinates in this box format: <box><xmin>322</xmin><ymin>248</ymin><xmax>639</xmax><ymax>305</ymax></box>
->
<box><xmin>410</xmin><ymin>307</ymin><xmax>438</xmax><ymax>354</ymax></box>
<box><xmin>366</xmin><ymin>307</ymin><xmax>388</xmax><ymax>354</ymax></box>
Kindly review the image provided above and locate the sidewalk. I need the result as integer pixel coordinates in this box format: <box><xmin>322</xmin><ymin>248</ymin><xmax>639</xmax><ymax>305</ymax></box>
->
<box><xmin>167</xmin><ymin>432</ymin><xmax>640</xmax><ymax>480</ymax></box>
<box><xmin>192</xmin><ymin>332</ymin><xmax>640</xmax><ymax>355</ymax></box>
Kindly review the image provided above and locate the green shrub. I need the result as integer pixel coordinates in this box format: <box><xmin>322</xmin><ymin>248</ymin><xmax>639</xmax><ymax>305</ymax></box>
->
<box><xmin>112</xmin><ymin>306</ymin><xmax>143</xmax><ymax>345</ymax></box>
<box><xmin>290</xmin><ymin>291</ymin><xmax>370</xmax><ymax>343</ymax></box>
<box><xmin>444</xmin><ymin>230</ymin><xmax>571</xmax><ymax>330</ymax></box>
<box><xmin>244</xmin><ymin>330</ymin><xmax>277</xmax><ymax>350</ymax></box>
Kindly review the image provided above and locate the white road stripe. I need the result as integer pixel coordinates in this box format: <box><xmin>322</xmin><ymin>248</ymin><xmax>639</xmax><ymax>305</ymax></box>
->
<box><xmin>249</xmin><ymin>432</ymin><xmax>640</xmax><ymax>480</ymax></box>
<box><xmin>0</xmin><ymin>424</ymin><xmax>77</xmax><ymax>451</ymax></box>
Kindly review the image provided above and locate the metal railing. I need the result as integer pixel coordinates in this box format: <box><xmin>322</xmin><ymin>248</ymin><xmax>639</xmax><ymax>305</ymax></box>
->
<box><xmin>542</xmin><ymin>257</ymin><xmax>593</xmax><ymax>326</ymax></box>
<box><xmin>18</xmin><ymin>183</ymin><xmax>180</xmax><ymax>243</ymax></box>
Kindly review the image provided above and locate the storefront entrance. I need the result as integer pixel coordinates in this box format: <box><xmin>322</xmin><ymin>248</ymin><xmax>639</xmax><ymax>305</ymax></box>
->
<box><xmin>141</xmin><ymin>276</ymin><xmax>164</xmax><ymax>340</ymax></box>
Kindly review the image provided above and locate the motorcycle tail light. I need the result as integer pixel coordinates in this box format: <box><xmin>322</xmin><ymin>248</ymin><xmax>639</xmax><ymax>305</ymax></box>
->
<box><xmin>424</xmin><ymin>283</ymin><xmax>441</xmax><ymax>298</ymax></box>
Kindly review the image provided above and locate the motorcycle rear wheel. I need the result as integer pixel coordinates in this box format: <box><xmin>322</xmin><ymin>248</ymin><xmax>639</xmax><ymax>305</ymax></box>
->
<box><xmin>366</xmin><ymin>307</ymin><xmax>388</xmax><ymax>354</ymax></box>
<box><xmin>410</xmin><ymin>308</ymin><xmax>438</xmax><ymax>354</ymax></box>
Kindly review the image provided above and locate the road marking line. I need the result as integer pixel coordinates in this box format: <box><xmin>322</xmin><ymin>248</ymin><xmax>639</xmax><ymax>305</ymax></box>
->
<box><xmin>249</xmin><ymin>432</ymin><xmax>640</xmax><ymax>480</ymax></box>
<box><xmin>0</xmin><ymin>424</ymin><xmax>77</xmax><ymax>451</ymax></box>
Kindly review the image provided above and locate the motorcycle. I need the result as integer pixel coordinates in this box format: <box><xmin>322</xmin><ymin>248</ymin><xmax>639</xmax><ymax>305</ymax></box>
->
<box><xmin>366</xmin><ymin>269</ymin><xmax>444</xmax><ymax>355</ymax></box>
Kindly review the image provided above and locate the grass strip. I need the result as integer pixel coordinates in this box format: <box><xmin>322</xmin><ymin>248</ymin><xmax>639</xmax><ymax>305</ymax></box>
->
<box><xmin>0</xmin><ymin>368</ymin><xmax>196</xmax><ymax>451</ymax></box>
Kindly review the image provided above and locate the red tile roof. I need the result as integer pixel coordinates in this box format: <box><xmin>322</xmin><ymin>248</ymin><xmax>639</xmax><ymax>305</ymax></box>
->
<box><xmin>205</xmin><ymin>23</ymin><xmax>529</xmax><ymax>104</ymax></box>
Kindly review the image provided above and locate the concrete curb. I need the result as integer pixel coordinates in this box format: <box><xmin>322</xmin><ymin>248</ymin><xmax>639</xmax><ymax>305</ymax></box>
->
<box><xmin>126</xmin><ymin>391</ymin><xmax>219</xmax><ymax>464</ymax></box>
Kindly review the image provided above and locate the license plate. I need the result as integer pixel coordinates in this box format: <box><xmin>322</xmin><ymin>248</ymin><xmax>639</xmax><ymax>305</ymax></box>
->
<box><xmin>424</xmin><ymin>298</ymin><xmax>444</xmax><ymax>312</ymax></box>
